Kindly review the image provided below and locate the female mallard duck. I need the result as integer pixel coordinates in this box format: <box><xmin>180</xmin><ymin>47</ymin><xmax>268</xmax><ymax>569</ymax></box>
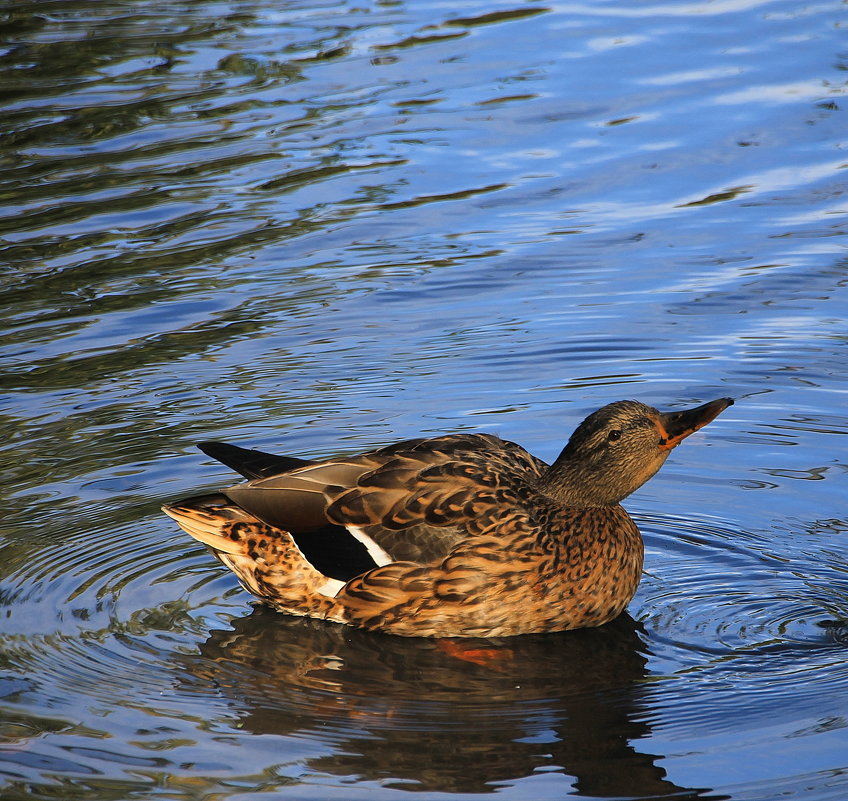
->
<box><xmin>164</xmin><ymin>397</ymin><xmax>732</xmax><ymax>637</ymax></box>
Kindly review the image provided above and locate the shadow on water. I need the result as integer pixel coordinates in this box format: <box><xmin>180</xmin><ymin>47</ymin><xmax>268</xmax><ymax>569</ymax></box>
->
<box><xmin>182</xmin><ymin>606</ymin><xmax>724</xmax><ymax>799</ymax></box>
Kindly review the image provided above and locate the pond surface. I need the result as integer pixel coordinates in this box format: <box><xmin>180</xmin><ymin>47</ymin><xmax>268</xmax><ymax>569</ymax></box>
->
<box><xmin>2</xmin><ymin>0</ymin><xmax>848</xmax><ymax>799</ymax></box>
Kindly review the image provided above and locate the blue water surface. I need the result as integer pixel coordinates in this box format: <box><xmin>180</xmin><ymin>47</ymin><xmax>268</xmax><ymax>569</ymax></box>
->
<box><xmin>1</xmin><ymin>1</ymin><xmax>847</xmax><ymax>799</ymax></box>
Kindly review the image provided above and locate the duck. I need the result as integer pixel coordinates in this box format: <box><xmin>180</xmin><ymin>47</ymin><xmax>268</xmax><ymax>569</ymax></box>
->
<box><xmin>163</xmin><ymin>396</ymin><xmax>732</xmax><ymax>638</ymax></box>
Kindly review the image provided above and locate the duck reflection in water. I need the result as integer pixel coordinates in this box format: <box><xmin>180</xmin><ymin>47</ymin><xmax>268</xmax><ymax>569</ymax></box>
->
<box><xmin>182</xmin><ymin>606</ymin><xmax>726</xmax><ymax>799</ymax></box>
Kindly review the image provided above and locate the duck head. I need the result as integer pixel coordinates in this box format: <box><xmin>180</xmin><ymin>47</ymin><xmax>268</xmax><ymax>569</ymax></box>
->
<box><xmin>541</xmin><ymin>397</ymin><xmax>733</xmax><ymax>508</ymax></box>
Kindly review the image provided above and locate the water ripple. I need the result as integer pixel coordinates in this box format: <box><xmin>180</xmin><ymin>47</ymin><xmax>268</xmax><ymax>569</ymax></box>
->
<box><xmin>637</xmin><ymin>512</ymin><xmax>848</xmax><ymax>655</ymax></box>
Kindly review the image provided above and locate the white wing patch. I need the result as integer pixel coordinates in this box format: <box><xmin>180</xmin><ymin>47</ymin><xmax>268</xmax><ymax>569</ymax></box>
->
<box><xmin>347</xmin><ymin>526</ymin><xmax>393</xmax><ymax>566</ymax></box>
<box><xmin>317</xmin><ymin>577</ymin><xmax>345</xmax><ymax>598</ymax></box>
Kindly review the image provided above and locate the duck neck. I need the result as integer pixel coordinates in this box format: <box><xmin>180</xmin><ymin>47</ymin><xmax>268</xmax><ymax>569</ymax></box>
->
<box><xmin>538</xmin><ymin>458</ymin><xmax>620</xmax><ymax>509</ymax></box>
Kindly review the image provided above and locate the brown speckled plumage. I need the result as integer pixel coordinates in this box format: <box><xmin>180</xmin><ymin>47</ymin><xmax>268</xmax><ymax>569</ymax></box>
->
<box><xmin>163</xmin><ymin>397</ymin><xmax>732</xmax><ymax>637</ymax></box>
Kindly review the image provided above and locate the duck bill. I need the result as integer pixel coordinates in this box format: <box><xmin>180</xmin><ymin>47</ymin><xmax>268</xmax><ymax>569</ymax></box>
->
<box><xmin>657</xmin><ymin>397</ymin><xmax>733</xmax><ymax>451</ymax></box>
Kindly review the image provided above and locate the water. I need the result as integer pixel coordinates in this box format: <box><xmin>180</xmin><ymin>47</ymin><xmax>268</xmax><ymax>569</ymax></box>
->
<box><xmin>1</xmin><ymin>0</ymin><xmax>847</xmax><ymax>798</ymax></box>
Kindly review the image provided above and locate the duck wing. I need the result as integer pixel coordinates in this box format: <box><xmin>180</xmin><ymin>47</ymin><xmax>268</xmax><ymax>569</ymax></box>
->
<box><xmin>208</xmin><ymin>434</ymin><xmax>548</xmax><ymax>573</ymax></box>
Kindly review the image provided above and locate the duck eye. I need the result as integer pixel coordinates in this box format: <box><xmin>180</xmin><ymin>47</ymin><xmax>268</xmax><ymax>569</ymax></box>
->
<box><xmin>607</xmin><ymin>429</ymin><xmax>622</xmax><ymax>442</ymax></box>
